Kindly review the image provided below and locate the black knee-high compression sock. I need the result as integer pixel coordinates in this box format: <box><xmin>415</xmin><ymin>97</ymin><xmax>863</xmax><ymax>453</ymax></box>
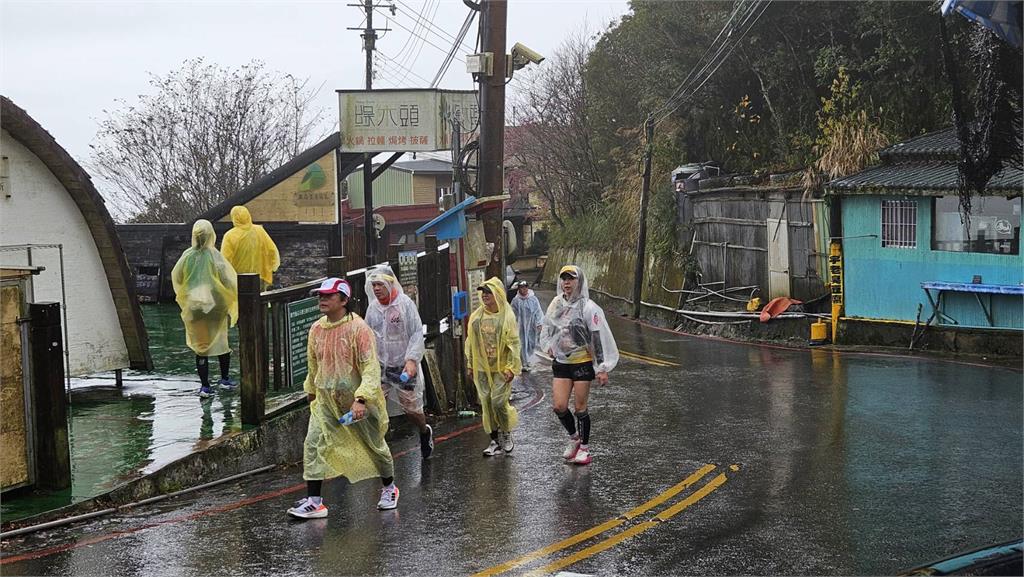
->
<box><xmin>307</xmin><ymin>479</ymin><xmax>323</xmax><ymax>497</ymax></box>
<box><xmin>490</xmin><ymin>430</ymin><xmax>499</xmax><ymax>441</ymax></box>
<box><xmin>218</xmin><ymin>353</ymin><xmax>231</xmax><ymax>380</ymax></box>
<box><xmin>576</xmin><ymin>411</ymin><xmax>591</xmax><ymax>445</ymax></box>
<box><xmin>196</xmin><ymin>356</ymin><xmax>209</xmax><ymax>386</ymax></box>
<box><xmin>382</xmin><ymin>476</ymin><xmax>394</xmax><ymax>486</ymax></box>
<box><xmin>555</xmin><ymin>409</ymin><xmax>576</xmax><ymax>436</ymax></box>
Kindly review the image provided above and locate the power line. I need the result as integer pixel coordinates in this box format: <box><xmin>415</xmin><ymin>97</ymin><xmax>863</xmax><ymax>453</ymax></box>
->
<box><xmin>395</xmin><ymin>0</ymin><xmax>440</xmax><ymax>84</ymax></box>
<box><xmin>431</xmin><ymin>8</ymin><xmax>476</xmax><ymax>87</ymax></box>
<box><xmin>654</xmin><ymin>0</ymin><xmax>771</xmax><ymax>128</ymax></box>
<box><xmin>394</xmin><ymin>0</ymin><xmax>475</xmax><ymax>53</ymax></box>
<box><xmin>384</xmin><ymin>7</ymin><xmax>468</xmax><ymax>64</ymax></box>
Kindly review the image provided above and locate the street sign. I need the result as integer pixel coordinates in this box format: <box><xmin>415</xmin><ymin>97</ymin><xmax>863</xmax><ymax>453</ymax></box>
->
<box><xmin>338</xmin><ymin>89</ymin><xmax>478</xmax><ymax>153</ymax></box>
<box><xmin>287</xmin><ymin>297</ymin><xmax>321</xmax><ymax>386</ymax></box>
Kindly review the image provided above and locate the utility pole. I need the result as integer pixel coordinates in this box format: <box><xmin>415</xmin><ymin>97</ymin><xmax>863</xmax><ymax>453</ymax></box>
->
<box><xmin>477</xmin><ymin>0</ymin><xmax>508</xmax><ymax>281</ymax></box>
<box><xmin>348</xmin><ymin>0</ymin><xmax>391</xmax><ymax>266</ymax></box>
<box><xmin>632</xmin><ymin>115</ymin><xmax>654</xmax><ymax>319</ymax></box>
<box><xmin>362</xmin><ymin>0</ymin><xmax>377</xmax><ymax>266</ymax></box>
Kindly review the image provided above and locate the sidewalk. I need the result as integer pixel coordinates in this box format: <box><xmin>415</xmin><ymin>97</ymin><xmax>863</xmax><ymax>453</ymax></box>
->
<box><xmin>1</xmin><ymin>371</ymin><xmax>304</xmax><ymax>525</ymax></box>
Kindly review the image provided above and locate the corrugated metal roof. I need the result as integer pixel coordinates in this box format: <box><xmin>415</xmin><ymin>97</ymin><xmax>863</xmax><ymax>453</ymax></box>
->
<box><xmin>878</xmin><ymin>127</ymin><xmax>959</xmax><ymax>163</ymax></box>
<box><xmin>827</xmin><ymin>126</ymin><xmax>1023</xmax><ymax>196</ymax></box>
<box><xmin>391</xmin><ymin>159</ymin><xmax>452</xmax><ymax>174</ymax></box>
<box><xmin>828</xmin><ymin>161</ymin><xmax>1022</xmax><ymax>195</ymax></box>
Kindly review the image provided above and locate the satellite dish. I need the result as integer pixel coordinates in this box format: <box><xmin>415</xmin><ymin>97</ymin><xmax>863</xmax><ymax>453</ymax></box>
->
<box><xmin>373</xmin><ymin>213</ymin><xmax>386</xmax><ymax>232</ymax></box>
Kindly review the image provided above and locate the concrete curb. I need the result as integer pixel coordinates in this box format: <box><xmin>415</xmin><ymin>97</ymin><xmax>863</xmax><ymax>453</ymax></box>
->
<box><xmin>1</xmin><ymin>402</ymin><xmax>310</xmax><ymax>531</ymax></box>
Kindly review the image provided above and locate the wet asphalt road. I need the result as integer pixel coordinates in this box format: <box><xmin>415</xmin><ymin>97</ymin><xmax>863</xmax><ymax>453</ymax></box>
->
<box><xmin>2</xmin><ymin>312</ymin><xmax>1021</xmax><ymax>576</ymax></box>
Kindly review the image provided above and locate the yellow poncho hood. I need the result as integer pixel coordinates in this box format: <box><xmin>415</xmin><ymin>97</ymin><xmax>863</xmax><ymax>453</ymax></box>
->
<box><xmin>221</xmin><ymin>206</ymin><xmax>280</xmax><ymax>285</ymax></box>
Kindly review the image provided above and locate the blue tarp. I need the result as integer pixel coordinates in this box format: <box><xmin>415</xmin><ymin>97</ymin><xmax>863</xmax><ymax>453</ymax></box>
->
<box><xmin>941</xmin><ymin>0</ymin><xmax>1022</xmax><ymax>48</ymax></box>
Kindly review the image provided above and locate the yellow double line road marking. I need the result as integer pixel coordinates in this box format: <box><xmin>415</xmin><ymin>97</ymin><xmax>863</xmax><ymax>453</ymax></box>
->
<box><xmin>473</xmin><ymin>463</ymin><xmax>731</xmax><ymax>577</ymax></box>
<box><xmin>619</xmin><ymin>350</ymin><xmax>679</xmax><ymax>367</ymax></box>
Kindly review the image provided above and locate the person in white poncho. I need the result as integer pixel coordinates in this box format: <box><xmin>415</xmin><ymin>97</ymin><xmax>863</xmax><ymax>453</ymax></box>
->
<box><xmin>540</xmin><ymin>265</ymin><xmax>619</xmax><ymax>465</ymax></box>
<box><xmin>364</xmin><ymin>265</ymin><xmax>434</xmax><ymax>458</ymax></box>
<box><xmin>510</xmin><ymin>280</ymin><xmax>543</xmax><ymax>372</ymax></box>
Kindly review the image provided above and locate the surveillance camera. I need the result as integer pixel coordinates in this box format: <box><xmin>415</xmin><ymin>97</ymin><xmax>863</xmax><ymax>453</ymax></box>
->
<box><xmin>511</xmin><ymin>42</ymin><xmax>545</xmax><ymax>66</ymax></box>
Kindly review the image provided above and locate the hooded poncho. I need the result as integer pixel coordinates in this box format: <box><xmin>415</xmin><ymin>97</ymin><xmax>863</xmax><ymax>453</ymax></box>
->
<box><xmin>364</xmin><ymin>265</ymin><xmax>426</xmax><ymax>411</ymax></box>
<box><xmin>540</xmin><ymin>265</ymin><xmax>619</xmax><ymax>374</ymax></box>
<box><xmin>511</xmin><ymin>286</ymin><xmax>544</xmax><ymax>366</ymax></box>
<box><xmin>171</xmin><ymin>220</ymin><xmax>238</xmax><ymax>356</ymax></box>
<box><xmin>465</xmin><ymin>276</ymin><xmax>522</xmax><ymax>433</ymax></box>
<box><xmin>220</xmin><ymin>206</ymin><xmax>280</xmax><ymax>286</ymax></box>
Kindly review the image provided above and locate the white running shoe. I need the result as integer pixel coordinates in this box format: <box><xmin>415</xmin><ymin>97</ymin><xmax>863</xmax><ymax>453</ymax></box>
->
<box><xmin>482</xmin><ymin>440</ymin><xmax>503</xmax><ymax>457</ymax></box>
<box><xmin>287</xmin><ymin>497</ymin><xmax>328</xmax><ymax>519</ymax></box>
<box><xmin>377</xmin><ymin>484</ymin><xmax>400</xmax><ymax>510</ymax></box>
<box><xmin>572</xmin><ymin>445</ymin><xmax>592</xmax><ymax>465</ymax></box>
<box><xmin>499</xmin><ymin>431</ymin><xmax>515</xmax><ymax>453</ymax></box>
<box><xmin>562</xmin><ymin>437</ymin><xmax>581</xmax><ymax>460</ymax></box>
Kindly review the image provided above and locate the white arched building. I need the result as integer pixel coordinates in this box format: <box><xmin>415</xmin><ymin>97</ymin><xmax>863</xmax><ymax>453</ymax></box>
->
<box><xmin>0</xmin><ymin>96</ymin><xmax>150</xmax><ymax>375</ymax></box>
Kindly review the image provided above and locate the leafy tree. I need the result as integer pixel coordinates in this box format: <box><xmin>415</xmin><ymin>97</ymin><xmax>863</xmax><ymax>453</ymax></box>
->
<box><xmin>90</xmin><ymin>59</ymin><xmax>328</xmax><ymax>222</ymax></box>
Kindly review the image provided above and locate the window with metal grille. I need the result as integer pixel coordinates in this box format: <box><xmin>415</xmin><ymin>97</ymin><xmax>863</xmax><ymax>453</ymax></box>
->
<box><xmin>881</xmin><ymin>199</ymin><xmax>918</xmax><ymax>248</ymax></box>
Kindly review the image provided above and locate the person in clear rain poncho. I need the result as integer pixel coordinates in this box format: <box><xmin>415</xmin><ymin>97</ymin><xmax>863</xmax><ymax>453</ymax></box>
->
<box><xmin>510</xmin><ymin>280</ymin><xmax>543</xmax><ymax>372</ymax></box>
<box><xmin>171</xmin><ymin>220</ymin><xmax>238</xmax><ymax>399</ymax></box>
<box><xmin>286</xmin><ymin>278</ymin><xmax>399</xmax><ymax>519</ymax></box>
<box><xmin>364</xmin><ymin>265</ymin><xmax>434</xmax><ymax>459</ymax></box>
<box><xmin>220</xmin><ymin>205</ymin><xmax>280</xmax><ymax>290</ymax></box>
<box><xmin>540</xmin><ymin>265</ymin><xmax>619</xmax><ymax>465</ymax></box>
<box><xmin>465</xmin><ymin>276</ymin><xmax>521</xmax><ymax>457</ymax></box>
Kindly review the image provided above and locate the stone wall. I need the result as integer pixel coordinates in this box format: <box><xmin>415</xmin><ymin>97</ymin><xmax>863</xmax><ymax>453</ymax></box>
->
<box><xmin>117</xmin><ymin>223</ymin><xmax>341</xmax><ymax>302</ymax></box>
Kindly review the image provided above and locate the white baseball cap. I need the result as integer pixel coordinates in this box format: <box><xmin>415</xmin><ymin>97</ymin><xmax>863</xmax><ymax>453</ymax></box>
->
<box><xmin>311</xmin><ymin>277</ymin><xmax>352</xmax><ymax>297</ymax></box>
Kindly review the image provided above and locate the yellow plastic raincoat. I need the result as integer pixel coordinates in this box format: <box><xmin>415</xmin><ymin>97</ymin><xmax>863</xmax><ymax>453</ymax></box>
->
<box><xmin>220</xmin><ymin>206</ymin><xmax>280</xmax><ymax>286</ymax></box>
<box><xmin>171</xmin><ymin>220</ymin><xmax>238</xmax><ymax>357</ymax></box>
<box><xmin>465</xmin><ymin>277</ymin><xmax>521</xmax><ymax>434</ymax></box>
<box><xmin>302</xmin><ymin>312</ymin><xmax>393</xmax><ymax>483</ymax></box>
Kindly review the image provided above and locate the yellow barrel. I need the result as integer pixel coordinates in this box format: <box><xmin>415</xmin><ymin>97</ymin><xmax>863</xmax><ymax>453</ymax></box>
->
<box><xmin>809</xmin><ymin>320</ymin><xmax>829</xmax><ymax>345</ymax></box>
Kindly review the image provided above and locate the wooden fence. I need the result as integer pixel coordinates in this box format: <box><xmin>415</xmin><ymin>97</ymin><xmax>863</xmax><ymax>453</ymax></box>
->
<box><xmin>236</xmin><ymin>238</ymin><xmax>462</xmax><ymax>426</ymax></box>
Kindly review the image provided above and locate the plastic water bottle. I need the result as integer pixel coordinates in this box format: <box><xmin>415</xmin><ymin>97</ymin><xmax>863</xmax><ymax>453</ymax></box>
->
<box><xmin>399</xmin><ymin>370</ymin><xmax>415</xmax><ymax>391</ymax></box>
<box><xmin>338</xmin><ymin>411</ymin><xmax>356</xmax><ymax>426</ymax></box>
<box><xmin>457</xmin><ymin>410</ymin><xmax>477</xmax><ymax>418</ymax></box>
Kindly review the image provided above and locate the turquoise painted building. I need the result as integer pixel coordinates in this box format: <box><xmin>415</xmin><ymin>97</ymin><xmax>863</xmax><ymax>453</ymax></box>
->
<box><xmin>828</xmin><ymin>128</ymin><xmax>1022</xmax><ymax>330</ymax></box>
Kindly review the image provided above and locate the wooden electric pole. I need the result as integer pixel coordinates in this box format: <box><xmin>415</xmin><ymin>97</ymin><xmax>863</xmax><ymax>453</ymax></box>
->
<box><xmin>362</xmin><ymin>0</ymin><xmax>377</xmax><ymax>265</ymax></box>
<box><xmin>632</xmin><ymin>115</ymin><xmax>654</xmax><ymax>319</ymax></box>
<box><xmin>478</xmin><ymin>0</ymin><xmax>507</xmax><ymax>281</ymax></box>
<box><xmin>348</xmin><ymin>0</ymin><xmax>391</xmax><ymax>266</ymax></box>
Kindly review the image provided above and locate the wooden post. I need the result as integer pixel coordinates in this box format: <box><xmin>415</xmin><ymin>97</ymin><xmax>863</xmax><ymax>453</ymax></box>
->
<box><xmin>388</xmin><ymin>243</ymin><xmax>401</xmax><ymax>276</ymax></box>
<box><xmin>30</xmin><ymin>302</ymin><xmax>70</xmax><ymax>490</ymax></box>
<box><xmin>238</xmin><ymin>274</ymin><xmax>265</xmax><ymax>426</ymax></box>
<box><xmin>327</xmin><ymin>256</ymin><xmax>347</xmax><ymax>277</ymax></box>
<box><xmin>633</xmin><ymin>114</ymin><xmax>654</xmax><ymax>319</ymax></box>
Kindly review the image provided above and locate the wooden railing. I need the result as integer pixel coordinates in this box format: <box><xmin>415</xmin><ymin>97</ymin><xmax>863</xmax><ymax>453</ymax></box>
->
<box><xmin>238</xmin><ymin>241</ymin><xmax>464</xmax><ymax>426</ymax></box>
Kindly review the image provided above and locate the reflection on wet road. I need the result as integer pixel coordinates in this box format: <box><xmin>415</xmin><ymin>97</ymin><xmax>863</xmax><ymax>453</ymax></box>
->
<box><xmin>2</xmin><ymin>302</ymin><xmax>1020</xmax><ymax>576</ymax></box>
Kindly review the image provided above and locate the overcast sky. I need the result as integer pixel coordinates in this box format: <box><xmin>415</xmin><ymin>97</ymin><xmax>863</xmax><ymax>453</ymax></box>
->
<box><xmin>1</xmin><ymin>0</ymin><xmax>630</xmax><ymax>165</ymax></box>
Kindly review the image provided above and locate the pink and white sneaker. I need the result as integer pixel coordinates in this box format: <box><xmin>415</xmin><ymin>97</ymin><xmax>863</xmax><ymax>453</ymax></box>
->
<box><xmin>287</xmin><ymin>497</ymin><xmax>328</xmax><ymax>519</ymax></box>
<box><xmin>572</xmin><ymin>445</ymin><xmax>592</xmax><ymax>465</ymax></box>
<box><xmin>562</xmin><ymin>437</ymin><xmax>581</xmax><ymax>461</ymax></box>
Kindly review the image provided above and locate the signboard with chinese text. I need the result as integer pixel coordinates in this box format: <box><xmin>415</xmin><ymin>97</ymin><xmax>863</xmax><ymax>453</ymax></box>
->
<box><xmin>338</xmin><ymin>89</ymin><xmax>478</xmax><ymax>153</ymax></box>
<box><xmin>287</xmin><ymin>297</ymin><xmax>321</xmax><ymax>386</ymax></box>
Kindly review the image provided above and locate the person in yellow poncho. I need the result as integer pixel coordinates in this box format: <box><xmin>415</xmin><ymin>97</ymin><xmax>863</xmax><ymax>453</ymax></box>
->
<box><xmin>286</xmin><ymin>277</ymin><xmax>399</xmax><ymax>520</ymax></box>
<box><xmin>220</xmin><ymin>205</ymin><xmax>280</xmax><ymax>289</ymax></box>
<box><xmin>171</xmin><ymin>220</ymin><xmax>238</xmax><ymax>399</ymax></box>
<box><xmin>465</xmin><ymin>276</ymin><xmax>521</xmax><ymax>457</ymax></box>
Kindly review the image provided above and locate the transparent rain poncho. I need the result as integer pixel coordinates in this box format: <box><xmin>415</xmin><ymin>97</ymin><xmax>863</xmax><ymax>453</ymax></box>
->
<box><xmin>511</xmin><ymin>286</ymin><xmax>544</xmax><ymax>367</ymax></box>
<box><xmin>171</xmin><ymin>220</ymin><xmax>238</xmax><ymax>357</ymax></box>
<box><xmin>540</xmin><ymin>265</ymin><xmax>619</xmax><ymax>374</ymax></box>
<box><xmin>465</xmin><ymin>276</ymin><xmax>521</xmax><ymax>433</ymax></box>
<box><xmin>302</xmin><ymin>312</ymin><xmax>393</xmax><ymax>483</ymax></box>
<box><xmin>364</xmin><ymin>265</ymin><xmax>426</xmax><ymax>414</ymax></box>
<box><xmin>220</xmin><ymin>206</ymin><xmax>281</xmax><ymax>286</ymax></box>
